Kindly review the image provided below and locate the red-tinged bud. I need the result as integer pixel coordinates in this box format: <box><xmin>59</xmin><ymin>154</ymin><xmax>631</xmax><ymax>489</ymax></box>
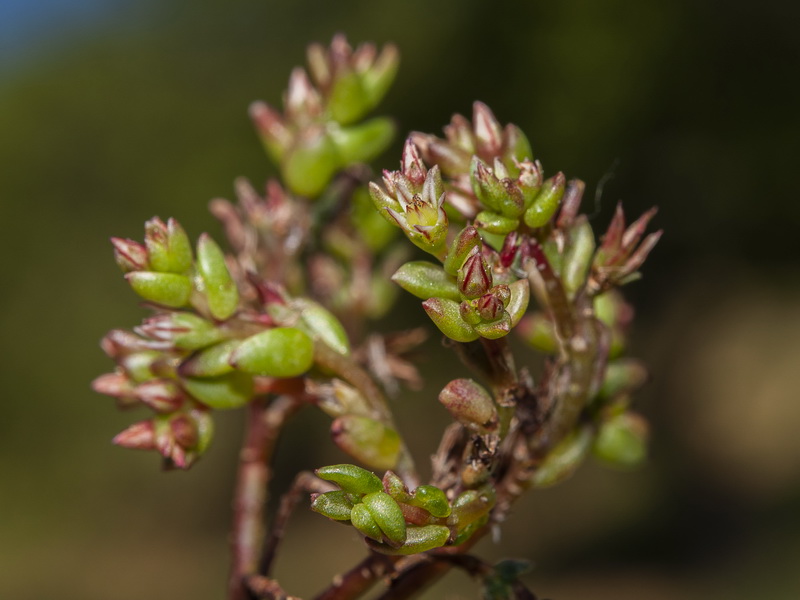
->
<box><xmin>170</xmin><ymin>414</ymin><xmax>198</xmax><ymax>448</ymax></box>
<box><xmin>137</xmin><ymin>312</ymin><xmax>225</xmax><ymax>350</ymax></box>
<box><xmin>101</xmin><ymin>329</ymin><xmax>169</xmax><ymax>358</ymax></box>
<box><xmin>439</xmin><ymin>378</ymin><xmax>497</xmax><ymax>432</ymax></box>
<box><xmin>383</xmin><ymin>470</ymin><xmax>411</xmax><ymax>502</ymax></box>
<box><xmin>401</xmin><ymin>138</ymin><xmax>427</xmax><ymax>187</ymax></box>
<box><xmin>284</xmin><ymin>67</ymin><xmax>323</xmax><ymax>123</ymax></box>
<box><xmin>113</xmin><ymin>420</ymin><xmax>156</xmax><ymax>450</ymax></box>
<box><xmin>143</xmin><ymin>217</ymin><xmax>193</xmax><ymax>274</ymax></box>
<box><xmin>473</xmin><ymin>101</ymin><xmax>503</xmax><ymax>158</ymax></box>
<box><xmin>443</xmin><ymin>226</ymin><xmax>481</xmax><ymax>276</ymax></box>
<box><xmin>92</xmin><ymin>372</ymin><xmax>136</xmax><ymax>402</ymax></box>
<box><xmin>111</xmin><ymin>237</ymin><xmax>149</xmax><ymax>272</ymax></box>
<box><xmin>458</xmin><ymin>253</ymin><xmax>493</xmax><ymax>299</ymax></box>
<box><xmin>134</xmin><ymin>379</ymin><xmax>185</xmax><ymax>413</ymax></box>
<box><xmin>459</xmin><ymin>299</ymin><xmax>482</xmax><ymax>326</ymax></box>
<box><xmin>249</xmin><ymin>101</ymin><xmax>292</xmax><ymax>163</ymax></box>
<box><xmin>475</xmin><ymin>294</ymin><xmax>504</xmax><ymax>322</ymax></box>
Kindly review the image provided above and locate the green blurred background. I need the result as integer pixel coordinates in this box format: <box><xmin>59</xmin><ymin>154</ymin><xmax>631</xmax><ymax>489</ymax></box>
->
<box><xmin>2</xmin><ymin>0</ymin><xmax>799</xmax><ymax>598</ymax></box>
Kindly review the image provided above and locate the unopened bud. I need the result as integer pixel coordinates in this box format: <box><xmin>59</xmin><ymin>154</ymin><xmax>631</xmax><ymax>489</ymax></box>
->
<box><xmin>422</xmin><ymin>298</ymin><xmax>478</xmax><ymax>343</ymax></box>
<box><xmin>391</xmin><ymin>261</ymin><xmax>460</xmax><ymax>302</ymax></box>
<box><xmin>458</xmin><ymin>253</ymin><xmax>493</xmax><ymax>299</ymax></box>
<box><xmin>92</xmin><ymin>372</ymin><xmax>135</xmax><ymax>399</ymax></box>
<box><xmin>439</xmin><ymin>379</ymin><xmax>497</xmax><ymax>432</ymax></box>
<box><xmin>134</xmin><ymin>379</ymin><xmax>185</xmax><ymax>413</ymax></box>
<box><xmin>443</xmin><ymin>226</ymin><xmax>481</xmax><ymax>276</ymax></box>
<box><xmin>475</xmin><ymin>294</ymin><xmax>505</xmax><ymax>322</ymax></box>
<box><xmin>230</xmin><ymin>327</ymin><xmax>314</xmax><ymax>377</ymax></box>
<box><xmin>196</xmin><ymin>234</ymin><xmax>239</xmax><ymax>321</ymax></box>
<box><xmin>181</xmin><ymin>371</ymin><xmax>253</xmax><ymax>410</ymax></box>
<box><xmin>111</xmin><ymin>237</ymin><xmax>149</xmax><ymax>272</ymax></box>
<box><xmin>331</xmin><ymin>416</ymin><xmax>401</xmax><ymax>470</ymax></box>
<box><xmin>125</xmin><ymin>271</ymin><xmax>192</xmax><ymax>308</ymax></box>
<box><xmin>144</xmin><ymin>217</ymin><xmax>192</xmax><ymax>274</ymax></box>
<box><xmin>138</xmin><ymin>312</ymin><xmax>225</xmax><ymax>350</ymax></box>
<box><xmin>112</xmin><ymin>420</ymin><xmax>156</xmax><ymax>450</ymax></box>
<box><xmin>170</xmin><ymin>414</ymin><xmax>198</xmax><ymax>448</ymax></box>
<box><xmin>249</xmin><ymin>101</ymin><xmax>291</xmax><ymax>163</ymax></box>
<box><xmin>316</xmin><ymin>463</ymin><xmax>383</xmax><ymax>495</ymax></box>
<box><xmin>382</xmin><ymin>470</ymin><xmax>411</xmax><ymax>502</ymax></box>
<box><xmin>473</xmin><ymin>101</ymin><xmax>503</xmax><ymax>158</ymax></box>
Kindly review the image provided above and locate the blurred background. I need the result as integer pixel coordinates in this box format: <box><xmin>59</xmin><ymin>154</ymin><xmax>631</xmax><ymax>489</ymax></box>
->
<box><xmin>2</xmin><ymin>0</ymin><xmax>799</xmax><ymax>598</ymax></box>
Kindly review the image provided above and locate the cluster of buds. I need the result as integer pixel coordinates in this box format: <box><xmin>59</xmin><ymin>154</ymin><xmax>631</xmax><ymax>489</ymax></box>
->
<box><xmin>391</xmin><ymin>225</ymin><xmax>529</xmax><ymax>342</ymax></box>
<box><xmin>95</xmin><ymin>219</ymin><xmax>366</xmax><ymax>467</ymax></box>
<box><xmin>369</xmin><ymin>141</ymin><xmax>449</xmax><ymax>257</ymax></box>
<box><xmin>250</xmin><ymin>35</ymin><xmax>398</xmax><ymax>198</ymax></box>
<box><xmin>311</xmin><ymin>464</ymin><xmax>495</xmax><ymax>554</ymax></box>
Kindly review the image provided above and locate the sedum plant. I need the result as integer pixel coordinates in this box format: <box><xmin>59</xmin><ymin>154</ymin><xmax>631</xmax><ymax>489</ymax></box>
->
<box><xmin>93</xmin><ymin>35</ymin><xmax>661</xmax><ymax>600</ymax></box>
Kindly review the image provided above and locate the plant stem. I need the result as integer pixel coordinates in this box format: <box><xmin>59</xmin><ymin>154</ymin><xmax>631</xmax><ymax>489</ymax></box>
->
<box><xmin>228</xmin><ymin>395</ymin><xmax>302</xmax><ymax>600</ymax></box>
<box><xmin>313</xmin><ymin>553</ymin><xmax>399</xmax><ymax>600</ymax></box>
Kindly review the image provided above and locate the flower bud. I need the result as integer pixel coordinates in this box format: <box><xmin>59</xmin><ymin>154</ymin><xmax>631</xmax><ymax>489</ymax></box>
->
<box><xmin>439</xmin><ymin>379</ymin><xmax>497</xmax><ymax>432</ymax></box>
<box><xmin>422</xmin><ymin>298</ymin><xmax>478</xmax><ymax>343</ymax></box>
<box><xmin>350</xmin><ymin>502</ymin><xmax>384</xmax><ymax>542</ymax></box>
<box><xmin>112</xmin><ymin>420</ymin><xmax>156</xmax><ymax>450</ymax></box>
<box><xmin>475</xmin><ymin>293</ymin><xmax>505</xmax><ymax>322</ymax></box>
<box><xmin>111</xmin><ymin>237</ymin><xmax>149</xmax><ymax>272</ymax></box>
<box><xmin>531</xmin><ymin>425</ymin><xmax>593</xmax><ymax>488</ymax></box>
<box><xmin>592</xmin><ymin>412</ymin><xmax>648</xmax><ymax>468</ymax></box>
<box><xmin>249</xmin><ymin>100</ymin><xmax>291</xmax><ymax>163</ymax></box>
<box><xmin>284</xmin><ymin>67</ymin><xmax>323</xmax><ymax>123</ymax></box>
<box><xmin>523</xmin><ymin>172</ymin><xmax>566</xmax><ymax>228</ymax></box>
<box><xmin>230</xmin><ymin>327</ymin><xmax>314</xmax><ymax>377</ymax></box>
<box><xmin>134</xmin><ymin>379</ymin><xmax>185</xmax><ymax>413</ymax></box>
<box><xmin>457</xmin><ymin>253</ymin><xmax>493</xmax><ymax>299</ymax></box>
<box><xmin>391</xmin><ymin>261</ymin><xmax>460</xmax><ymax>301</ymax></box>
<box><xmin>92</xmin><ymin>372</ymin><xmax>135</xmax><ymax>400</ymax></box>
<box><xmin>181</xmin><ymin>371</ymin><xmax>253</xmax><ymax>410</ymax></box>
<box><xmin>470</xmin><ymin>157</ymin><xmax>509</xmax><ymax>214</ymax></box>
<box><xmin>367</xmin><ymin>524</ymin><xmax>450</xmax><ymax>555</ymax></box>
<box><xmin>311</xmin><ymin>490</ymin><xmax>357</xmax><ymax>521</ymax></box>
<box><xmin>443</xmin><ymin>226</ymin><xmax>481</xmax><ymax>276</ymax></box>
<box><xmin>331</xmin><ymin>416</ymin><xmax>401</xmax><ymax>470</ymax></box>
<box><xmin>143</xmin><ymin>217</ymin><xmax>193</xmax><ymax>274</ymax></box>
<box><xmin>362</xmin><ymin>491</ymin><xmax>407</xmax><ymax>547</ymax></box>
<box><xmin>125</xmin><ymin>271</ymin><xmax>192</xmax><ymax>308</ymax></box>
<box><xmin>137</xmin><ymin>312</ymin><xmax>225</xmax><ymax>350</ymax></box>
<box><xmin>473</xmin><ymin>101</ymin><xmax>503</xmax><ymax>158</ymax></box>
<box><xmin>196</xmin><ymin>234</ymin><xmax>239</xmax><ymax>321</ymax></box>
<box><xmin>409</xmin><ymin>485</ymin><xmax>451</xmax><ymax>518</ymax></box>
<box><xmin>382</xmin><ymin>470</ymin><xmax>411</xmax><ymax>502</ymax></box>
